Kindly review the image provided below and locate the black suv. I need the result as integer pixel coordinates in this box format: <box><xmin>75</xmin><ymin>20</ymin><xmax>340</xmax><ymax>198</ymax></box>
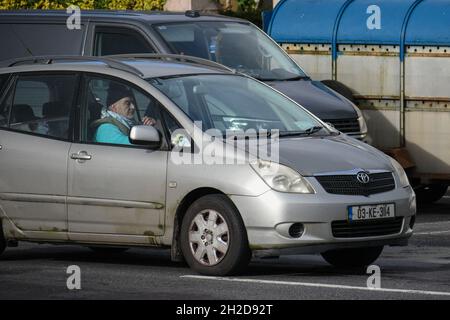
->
<box><xmin>0</xmin><ymin>10</ymin><xmax>367</xmax><ymax>138</ymax></box>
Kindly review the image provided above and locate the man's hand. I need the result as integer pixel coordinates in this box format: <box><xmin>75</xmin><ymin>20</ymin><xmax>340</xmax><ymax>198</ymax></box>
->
<box><xmin>142</xmin><ymin>116</ymin><xmax>156</xmax><ymax>126</ymax></box>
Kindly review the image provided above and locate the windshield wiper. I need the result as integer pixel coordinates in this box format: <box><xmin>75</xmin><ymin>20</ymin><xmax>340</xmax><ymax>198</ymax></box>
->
<box><xmin>278</xmin><ymin>126</ymin><xmax>324</xmax><ymax>138</ymax></box>
<box><xmin>281</xmin><ymin>75</ymin><xmax>310</xmax><ymax>81</ymax></box>
<box><xmin>304</xmin><ymin>126</ymin><xmax>324</xmax><ymax>134</ymax></box>
<box><xmin>252</xmin><ymin>75</ymin><xmax>309</xmax><ymax>82</ymax></box>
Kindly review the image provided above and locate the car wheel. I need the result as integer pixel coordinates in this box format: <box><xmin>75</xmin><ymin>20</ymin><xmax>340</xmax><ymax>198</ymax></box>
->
<box><xmin>88</xmin><ymin>247</ymin><xmax>129</xmax><ymax>254</ymax></box>
<box><xmin>180</xmin><ymin>194</ymin><xmax>251</xmax><ymax>276</ymax></box>
<box><xmin>415</xmin><ymin>184</ymin><xmax>448</xmax><ymax>204</ymax></box>
<box><xmin>0</xmin><ymin>220</ymin><xmax>6</xmax><ymax>257</ymax></box>
<box><xmin>321</xmin><ymin>246</ymin><xmax>383</xmax><ymax>268</ymax></box>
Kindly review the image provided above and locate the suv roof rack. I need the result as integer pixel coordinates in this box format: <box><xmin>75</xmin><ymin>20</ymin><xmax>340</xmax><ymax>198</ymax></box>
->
<box><xmin>2</xmin><ymin>55</ymin><xmax>144</xmax><ymax>77</ymax></box>
<box><xmin>105</xmin><ymin>53</ymin><xmax>235</xmax><ymax>73</ymax></box>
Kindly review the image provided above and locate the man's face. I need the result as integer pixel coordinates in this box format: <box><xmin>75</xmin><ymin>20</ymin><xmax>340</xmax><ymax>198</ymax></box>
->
<box><xmin>110</xmin><ymin>97</ymin><xmax>135</xmax><ymax>119</ymax></box>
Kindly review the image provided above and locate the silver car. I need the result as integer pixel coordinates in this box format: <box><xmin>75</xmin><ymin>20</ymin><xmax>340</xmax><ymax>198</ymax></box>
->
<box><xmin>0</xmin><ymin>55</ymin><xmax>416</xmax><ymax>276</ymax></box>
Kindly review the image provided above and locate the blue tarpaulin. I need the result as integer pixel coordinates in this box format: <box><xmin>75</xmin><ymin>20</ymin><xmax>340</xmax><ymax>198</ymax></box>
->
<box><xmin>265</xmin><ymin>0</ymin><xmax>450</xmax><ymax>47</ymax></box>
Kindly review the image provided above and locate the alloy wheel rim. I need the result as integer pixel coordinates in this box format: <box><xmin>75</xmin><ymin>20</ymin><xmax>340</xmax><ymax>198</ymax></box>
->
<box><xmin>188</xmin><ymin>209</ymin><xmax>229</xmax><ymax>266</ymax></box>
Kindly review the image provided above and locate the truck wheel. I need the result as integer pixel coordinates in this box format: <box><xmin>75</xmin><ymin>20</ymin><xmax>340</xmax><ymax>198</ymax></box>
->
<box><xmin>415</xmin><ymin>184</ymin><xmax>448</xmax><ymax>204</ymax></box>
<box><xmin>0</xmin><ymin>220</ymin><xmax>6</xmax><ymax>257</ymax></box>
<box><xmin>321</xmin><ymin>246</ymin><xmax>383</xmax><ymax>268</ymax></box>
<box><xmin>88</xmin><ymin>247</ymin><xmax>129</xmax><ymax>254</ymax></box>
<box><xmin>321</xmin><ymin>80</ymin><xmax>357</xmax><ymax>104</ymax></box>
<box><xmin>180</xmin><ymin>194</ymin><xmax>251</xmax><ymax>276</ymax></box>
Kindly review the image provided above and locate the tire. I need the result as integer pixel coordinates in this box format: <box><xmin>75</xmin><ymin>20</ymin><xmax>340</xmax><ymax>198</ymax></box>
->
<box><xmin>0</xmin><ymin>220</ymin><xmax>5</xmax><ymax>257</ymax></box>
<box><xmin>321</xmin><ymin>246</ymin><xmax>383</xmax><ymax>268</ymax></box>
<box><xmin>180</xmin><ymin>194</ymin><xmax>251</xmax><ymax>276</ymax></box>
<box><xmin>321</xmin><ymin>80</ymin><xmax>357</xmax><ymax>104</ymax></box>
<box><xmin>415</xmin><ymin>184</ymin><xmax>448</xmax><ymax>204</ymax></box>
<box><xmin>88</xmin><ymin>247</ymin><xmax>129</xmax><ymax>254</ymax></box>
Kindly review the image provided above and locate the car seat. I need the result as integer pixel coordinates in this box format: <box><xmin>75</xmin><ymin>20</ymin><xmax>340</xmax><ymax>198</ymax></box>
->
<box><xmin>87</xmin><ymin>91</ymin><xmax>104</xmax><ymax>141</ymax></box>
<box><xmin>42</xmin><ymin>101</ymin><xmax>69</xmax><ymax>138</ymax></box>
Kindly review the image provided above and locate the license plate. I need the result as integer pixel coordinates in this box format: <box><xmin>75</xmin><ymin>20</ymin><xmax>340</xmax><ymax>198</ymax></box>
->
<box><xmin>348</xmin><ymin>203</ymin><xmax>395</xmax><ymax>222</ymax></box>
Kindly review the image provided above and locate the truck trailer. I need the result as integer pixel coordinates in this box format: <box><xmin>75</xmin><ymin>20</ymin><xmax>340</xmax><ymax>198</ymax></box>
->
<box><xmin>264</xmin><ymin>0</ymin><xmax>450</xmax><ymax>203</ymax></box>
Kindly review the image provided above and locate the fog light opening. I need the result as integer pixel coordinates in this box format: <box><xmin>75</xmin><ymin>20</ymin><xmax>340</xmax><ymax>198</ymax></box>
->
<box><xmin>288</xmin><ymin>223</ymin><xmax>304</xmax><ymax>238</ymax></box>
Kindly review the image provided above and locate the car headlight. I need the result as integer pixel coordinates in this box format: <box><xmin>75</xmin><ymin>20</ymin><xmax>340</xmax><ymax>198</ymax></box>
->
<box><xmin>389</xmin><ymin>157</ymin><xmax>410</xmax><ymax>187</ymax></box>
<box><xmin>250</xmin><ymin>159</ymin><xmax>315</xmax><ymax>193</ymax></box>
<box><xmin>354</xmin><ymin>105</ymin><xmax>368</xmax><ymax>134</ymax></box>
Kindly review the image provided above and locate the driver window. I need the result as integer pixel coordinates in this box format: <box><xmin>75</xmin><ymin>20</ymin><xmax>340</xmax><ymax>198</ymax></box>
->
<box><xmin>83</xmin><ymin>76</ymin><xmax>163</xmax><ymax>146</ymax></box>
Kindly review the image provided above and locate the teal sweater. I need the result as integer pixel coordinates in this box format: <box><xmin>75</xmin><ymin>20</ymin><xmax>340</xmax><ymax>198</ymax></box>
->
<box><xmin>94</xmin><ymin>123</ymin><xmax>131</xmax><ymax>145</ymax></box>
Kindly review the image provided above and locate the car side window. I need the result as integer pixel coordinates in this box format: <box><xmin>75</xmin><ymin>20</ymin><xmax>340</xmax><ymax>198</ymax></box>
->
<box><xmin>82</xmin><ymin>75</ymin><xmax>165</xmax><ymax>147</ymax></box>
<box><xmin>8</xmin><ymin>74</ymin><xmax>78</xmax><ymax>140</ymax></box>
<box><xmin>93</xmin><ymin>27</ymin><xmax>155</xmax><ymax>56</ymax></box>
<box><xmin>160</xmin><ymin>107</ymin><xmax>182</xmax><ymax>136</ymax></box>
<box><xmin>0</xmin><ymin>24</ymin><xmax>85</xmax><ymax>61</ymax></box>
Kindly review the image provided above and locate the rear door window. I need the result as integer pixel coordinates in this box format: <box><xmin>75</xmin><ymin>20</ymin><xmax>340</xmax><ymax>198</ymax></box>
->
<box><xmin>0</xmin><ymin>24</ymin><xmax>85</xmax><ymax>61</ymax></box>
<box><xmin>8</xmin><ymin>73</ymin><xmax>79</xmax><ymax>140</ymax></box>
<box><xmin>93</xmin><ymin>27</ymin><xmax>155</xmax><ymax>56</ymax></box>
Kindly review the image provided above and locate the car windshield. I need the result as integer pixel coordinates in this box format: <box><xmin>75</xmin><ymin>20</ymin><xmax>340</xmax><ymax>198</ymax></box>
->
<box><xmin>147</xmin><ymin>74</ymin><xmax>327</xmax><ymax>135</ymax></box>
<box><xmin>153</xmin><ymin>22</ymin><xmax>308</xmax><ymax>81</ymax></box>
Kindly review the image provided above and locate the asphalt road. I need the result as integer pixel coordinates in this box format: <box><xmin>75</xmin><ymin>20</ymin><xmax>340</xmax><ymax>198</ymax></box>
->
<box><xmin>1</xmin><ymin>193</ymin><xmax>449</xmax><ymax>300</ymax></box>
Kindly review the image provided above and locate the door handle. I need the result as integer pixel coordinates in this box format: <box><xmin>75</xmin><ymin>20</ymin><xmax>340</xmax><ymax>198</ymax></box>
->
<box><xmin>70</xmin><ymin>151</ymin><xmax>92</xmax><ymax>162</ymax></box>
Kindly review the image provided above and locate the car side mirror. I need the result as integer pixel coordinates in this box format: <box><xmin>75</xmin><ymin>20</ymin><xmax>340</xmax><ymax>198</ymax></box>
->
<box><xmin>129</xmin><ymin>125</ymin><xmax>161</xmax><ymax>147</ymax></box>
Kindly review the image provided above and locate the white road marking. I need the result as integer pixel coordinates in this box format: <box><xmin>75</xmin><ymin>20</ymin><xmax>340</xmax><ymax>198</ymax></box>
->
<box><xmin>414</xmin><ymin>230</ymin><xmax>450</xmax><ymax>235</ymax></box>
<box><xmin>181</xmin><ymin>275</ymin><xmax>450</xmax><ymax>297</ymax></box>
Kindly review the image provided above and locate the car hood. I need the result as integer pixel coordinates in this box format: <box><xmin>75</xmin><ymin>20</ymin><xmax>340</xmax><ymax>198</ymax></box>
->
<box><xmin>246</xmin><ymin>134</ymin><xmax>392</xmax><ymax>176</ymax></box>
<box><xmin>265</xmin><ymin>79</ymin><xmax>357</xmax><ymax>120</ymax></box>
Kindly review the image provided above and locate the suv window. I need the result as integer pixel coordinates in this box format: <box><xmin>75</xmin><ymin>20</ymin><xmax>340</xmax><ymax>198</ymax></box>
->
<box><xmin>82</xmin><ymin>75</ymin><xmax>164</xmax><ymax>147</ymax></box>
<box><xmin>0</xmin><ymin>24</ymin><xmax>85</xmax><ymax>61</ymax></box>
<box><xmin>94</xmin><ymin>27</ymin><xmax>155</xmax><ymax>56</ymax></box>
<box><xmin>8</xmin><ymin>74</ymin><xmax>79</xmax><ymax>140</ymax></box>
<box><xmin>154</xmin><ymin>22</ymin><xmax>307</xmax><ymax>81</ymax></box>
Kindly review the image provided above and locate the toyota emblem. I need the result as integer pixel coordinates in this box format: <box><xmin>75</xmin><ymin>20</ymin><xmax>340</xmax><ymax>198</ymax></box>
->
<box><xmin>356</xmin><ymin>171</ymin><xmax>370</xmax><ymax>184</ymax></box>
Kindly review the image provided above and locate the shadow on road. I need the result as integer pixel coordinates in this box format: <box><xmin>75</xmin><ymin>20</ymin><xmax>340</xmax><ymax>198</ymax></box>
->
<box><xmin>1</xmin><ymin>193</ymin><xmax>448</xmax><ymax>278</ymax></box>
<box><xmin>1</xmin><ymin>245</ymin><xmax>187</xmax><ymax>269</ymax></box>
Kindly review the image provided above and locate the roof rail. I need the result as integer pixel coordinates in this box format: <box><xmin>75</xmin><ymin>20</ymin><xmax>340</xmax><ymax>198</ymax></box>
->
<box><xmin>2</xmin><ymin>55</ymin><xmax>144</xmax><ymax>77</ymax></box>
<box><xmin>105</xmin><ymin>53</ymin><xmax>235</xmax><ymax>73</ymax></box>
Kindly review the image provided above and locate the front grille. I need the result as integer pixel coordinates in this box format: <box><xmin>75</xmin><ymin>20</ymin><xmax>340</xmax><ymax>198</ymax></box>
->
<box><xmin>327</xmin><ymin>118</ymin><xmax>360</xmax><ymax>134</ymax></box>
<box><xmin>316</xmin><ymin>172</ymin><xmax>395</xmax><ymax>196</ymax></box>
<box><xmin>332</xmin><ymin>217</ymin><xmax>403</xmax><ymax>238</ymax></box>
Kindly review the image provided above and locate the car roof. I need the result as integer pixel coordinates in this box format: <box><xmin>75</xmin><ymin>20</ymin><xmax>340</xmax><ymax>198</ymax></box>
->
<box><xmin>0</xmin><ymin>9</ymin><xmax>248</xmax><ymax>24</ymax></box>
<box><xmin>0</xmin><ymin>55</ymin><xmax>235</xmax><ymax>79</ymax></box>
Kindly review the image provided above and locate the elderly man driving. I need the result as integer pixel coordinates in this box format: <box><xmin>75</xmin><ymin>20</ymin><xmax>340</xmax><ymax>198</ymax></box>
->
<box><xmin>93</xmin><ymin>83</ymin><xmax>155</xmax><ymax>145</ymax></box>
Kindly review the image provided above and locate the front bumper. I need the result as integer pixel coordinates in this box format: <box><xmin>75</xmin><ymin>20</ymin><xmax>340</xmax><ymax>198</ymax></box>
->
<box><xmin>229</xmin><ymin>179</ymin><xmax>416</xmax><ymax>257</ymax></box>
